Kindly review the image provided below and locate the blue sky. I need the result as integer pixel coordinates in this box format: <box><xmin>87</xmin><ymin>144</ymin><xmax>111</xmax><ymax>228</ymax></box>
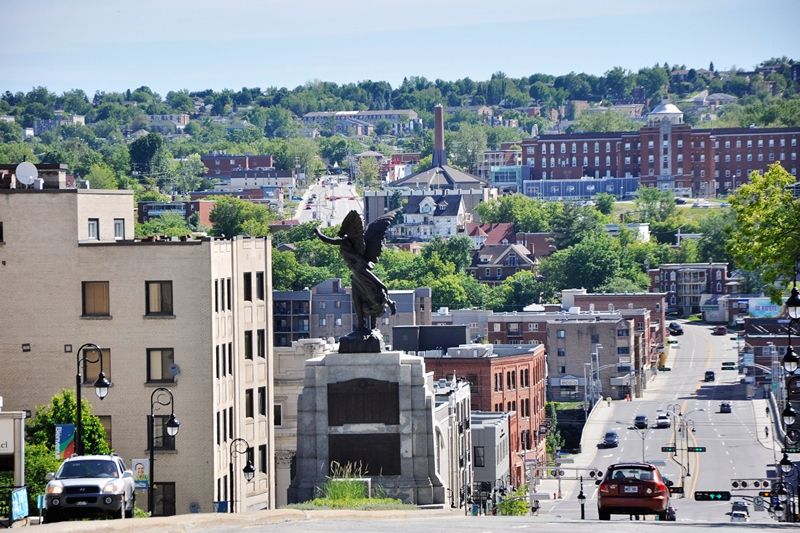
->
<box><xmin>2</xmin><ymin>0</ymin><xmax>799</xmax><ymax>96</ymax></box>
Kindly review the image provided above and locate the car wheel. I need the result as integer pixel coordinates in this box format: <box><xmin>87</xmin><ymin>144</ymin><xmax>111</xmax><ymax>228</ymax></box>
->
<box><xmin>598</xmin><ymin>509</ymin><xmax>610</xmax><ymax>520</ymax></box>
<box><xmin>658</xmin><ymin>511</ymin><xmax>668</xmax><ymax>521</ymax></box>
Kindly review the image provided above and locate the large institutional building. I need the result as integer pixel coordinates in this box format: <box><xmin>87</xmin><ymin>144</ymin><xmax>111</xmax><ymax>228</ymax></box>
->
<box><xmin>0</xmin><ymin>183</ymin><xmax>276</xmax><ymax>515</ymax></box>
<box><xmin>520</xmin><ymin>103</ymin><xmax>799</xmax><ymax>197</ymax></box>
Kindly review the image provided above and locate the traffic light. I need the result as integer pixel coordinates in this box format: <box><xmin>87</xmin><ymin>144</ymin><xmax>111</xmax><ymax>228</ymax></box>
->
<box><xmin>687</xmin><ymin>446</ymin><xmax>706</xmax><ymax>452</ymax></box>
<box><xmin>661</xmin><ymin>446</ymin><xmax>677</xmax><ymax>452</ymax></box>
<box><xmin>759</xmin><ymin>491</ymin><xmax>772</xmax><ymax>498</ymax></box>
<box><xmin>694</xmin><ymin>491</ymin><xmax>731</xmax><ymax>501</ymax></box>
<box><xmin>784</xmin><ymin>447</ymin><xmax>800</xmax><ymax>454</ymax></box>
<box><xmin>731</xmin><ymin>479</ymin><xmax>772</xmax><ymax>489</ymax></box>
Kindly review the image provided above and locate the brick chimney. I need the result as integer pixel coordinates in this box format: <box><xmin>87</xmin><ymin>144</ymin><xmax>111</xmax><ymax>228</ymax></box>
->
<box><xmin>432</xmin><ymin>104</ymin><xmax>445</xmax><ymax>167</ymax></box>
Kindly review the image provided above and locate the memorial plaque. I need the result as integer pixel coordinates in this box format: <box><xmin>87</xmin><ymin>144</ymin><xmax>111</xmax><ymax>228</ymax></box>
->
<box><xmin>328</xmin><ymin>379</ymin><xmax>400</xmax><ymax>426</ymax></box>
<box><xmin>329</xmin><ymin>434</ymin><xmax>401</xmax><ymax>475</ymax></box>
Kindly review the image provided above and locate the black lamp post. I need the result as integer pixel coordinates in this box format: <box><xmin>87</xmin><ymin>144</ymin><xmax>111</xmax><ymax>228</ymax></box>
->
<box><xmin>229</xmin><ymin>438</ymin><xmax>255</xmax><ymax>513</ymax></box>
<box><xmin>577</xmin><ymin>476</ymin><xmax>586</xmax><ymax>519</ymax></box>
<box><xmin>148</xmin><ymin>388</ymin><xmax>180</xmax><ymax>515</ymax></box>
<box><xmin>75</xmin><ymin>343</ymin><xmax>110</xmax><ymax>456</ymax></box>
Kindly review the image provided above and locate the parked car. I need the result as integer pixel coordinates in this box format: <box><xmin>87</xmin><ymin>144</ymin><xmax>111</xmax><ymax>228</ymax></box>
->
<box><xmin>656</xmin><ymin>414</ymin><xmax>671</xmax><ymax>428</ymax></box>
<box><xmin>712</xmin><ymin>325</ymin><xmax>728</xmax><ymax>335</ymax></box>
<box><xmin>668</xmin><ymin>322</ymin><xmax>684</xmax><ymax>336</ymax></box>
<box><xmin>705</xmin><ymin>370</ymin><xmax>716</xmax><ymax>382</ymax></box>
<box><xmin>730</xmin><ymin>510</ymin><xmax>749</xmax><ymax>522</ymax></box>
<box><xmin>600</xmin><ymin>431</ymin><xmax>619</xmax><ymax>448</ymax></box>
<box><xmin>634</xmin><ymin>415</ymin><xmax>648</xmax><ymax>429</ymax></box>
<box><xmin>44</xmin><ymin>455</ymin><xmax>135</xmax><ymax>522</ymax></box>
<box><xmin>596</xmin><ymin>462</ymin><xmax>671</xmax><ymax>520</ymax></box>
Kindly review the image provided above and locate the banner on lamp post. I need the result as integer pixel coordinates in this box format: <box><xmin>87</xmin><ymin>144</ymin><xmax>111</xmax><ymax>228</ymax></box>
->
<box><xmin>55</xmin><ymin>424</ymin><xmax>75</xmax><ymax>459</ymax></box>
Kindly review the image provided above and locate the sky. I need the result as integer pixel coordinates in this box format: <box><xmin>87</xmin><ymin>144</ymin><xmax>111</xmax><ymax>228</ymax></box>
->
<box><xmin>2</xmin><ymin>0</ymin><xmax>799</xmax><ymax>96</ymax></box>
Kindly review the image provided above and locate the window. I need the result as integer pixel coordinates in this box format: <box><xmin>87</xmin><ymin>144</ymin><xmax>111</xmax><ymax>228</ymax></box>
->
<box><xmin>228</xmin><ymin>407</ymin><xmax>233</xmax><ymax>439</ymax></box>
<box><xmin>0</xmin><ymin>221</ymin><xmax>3</xmax><ymax>242</ymax></box>
<box><xmin>559</xmin><ymin>366</ymin><xmax>566</xmax><ymax>374</ymax></box>
<box><xmin>617</xmin><ymin>329</ymin><xmax>630</xmax><ymax>337</ymax></box>
<box><xmin>243</xmin><ymin>272</ymin><xmax>252</xmax><ymax>301</ymax></box>
<box><xmin>114</xmin><ymin>219</ymin><xmax>125</xmax><ymax>240</ymax></box>
<box><xmin>215</xmin><ymin>280</ymin><xmax>220</xmax><ymax>313</ymax></box>
<box><xmin>557</xmin><ymin>348</ymin><xmax>565</xmax><ymax>357</ymax></box>
<box><xmin>88</xmin><ymin>218</ymin><xmax>99</xmax><ymax>240</ymax></box>
<box><xmin>335</xmin><ymin>317</ymin><xmax>342</xmax><ymax>326</ymax></box>
<box><xmin>147</xmin><ymin>348</ymin><xmax>175</xmax><ymax>383</ymax></box>
<box><xmin>493</xmin><ymin>323</ymin><xmax>500</xmax><ymax>332</ymax></box>
<box><xmin>82</xmin><ymin>281</ymin><xmax>110</xmax><ymax>316</ymax></box>
<box><xmin>258</xmin><ymin>386</ymin><xmax>266</xmax><ymax>416</ymax></box>
<box><xmin>146</xmin><ymin>281</ymin><xmax>173</xmax><ymax>315</ymax></box>
<box><xmin>215</xmin><ymin>346</ymin><xmax>220</xmax><ymax>379</ymax></box>
<box><xmin>556</xmin><ymin>329</ymin><xmax>565</xmax><ymax>339</ymax></box>
<box><xmin>151</xmin><ymin>415</ymin><xmax>176</xmax><ymax>450</ymax></box>
<box><xmin>319</xmin><ymin>317</ymin><xmax>327</xmax><ymax>326</ymax></box>
<box><xmin>152</xmin><ymin>481</ymin><xmax>176</xmax><ymax>516</ymax></box>
<box><xmin>226</xmin><ymin>278</ymin><xmax>231</xmax><ymax>310</ymax></box>
<box><xmin>245</xmin><ymin>389</ymin><xmax>254</xmax><ymax>418</ymax></box>
<box><xmin>528</xmin><ymin>322</ymin><xmax>537</xmax><ymax>331</ymax></box>
<box><xmin>257</xmin><ymin>329</ymin><xmax>265</xmax><ymax>358</ymax></box>
<box><xmin>256</xmin><ymin>271</ymin><xmax>265</xmax><ymax>300</ymax></box>
<box><xmin>259</xmin><ymin>444</ymin><xmax>267</xmax><ymax>474</ymax></box>
<box><xmin>617</xmin><ymin>347</ymin><xmax>630</xmax><ymax>355</ymax></box>
<box><xmin>244</xmin><ymin>331</ymin><xmax>253</xmax><ymax>359</ymax></box>
<box><xmin>274</xmin><ymin>404</ymin><xmax>283</xmax><ymax>426</ymax></box>
<box><xmin>82</xmin><ymin>348</ymin><xmax>110</xmax><ymax>383</ymax></box>
<box><xmin>474</xmin><ymin>446</ymin><xmax>485</xmax><ymax>468</ymax></box>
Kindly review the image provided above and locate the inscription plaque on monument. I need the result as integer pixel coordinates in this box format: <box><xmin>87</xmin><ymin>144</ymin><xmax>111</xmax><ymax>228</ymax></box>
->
<box><xmin>329</xmin><ymin>434</ymin><xmax>401</xmax><ymax>476</ymax></box>
<box><xmin>328</xmin><ymin>379</ymin><xmax>399</xmax><ymax>426</ymax></box>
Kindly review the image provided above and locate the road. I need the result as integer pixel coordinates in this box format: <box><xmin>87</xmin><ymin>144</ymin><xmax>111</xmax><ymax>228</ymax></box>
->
<box><xmin>295</xmin><ymin>176</ymin><xmax>361</xmax><ymax>226</ymax></box>
<box><xmin>539</xmin><ymin>319</ymin><xmax>780</xmax><ymax>524</ymax></box>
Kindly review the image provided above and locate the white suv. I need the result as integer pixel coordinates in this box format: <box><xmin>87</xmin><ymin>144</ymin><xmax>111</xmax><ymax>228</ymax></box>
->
<box><xmin>656</xmin><ymin>414</ymin><xmax>671</xmax><ymax>428</ymax></box>
<box><xmin>44</xmin><ymin>455</ymin><xmax>135</xmax><ymax>522</ymax></box>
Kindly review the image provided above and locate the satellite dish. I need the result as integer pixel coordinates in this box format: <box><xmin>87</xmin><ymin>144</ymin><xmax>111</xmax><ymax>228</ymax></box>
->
<box><xmin>168</xmin><ymin>363</ymin><xmax>181</xmax><ymax>377</ymax></box>
<box><xmin>15</xmin><ymin>162</ymin><xmax>38</xmax><ymax>186</ymax></box>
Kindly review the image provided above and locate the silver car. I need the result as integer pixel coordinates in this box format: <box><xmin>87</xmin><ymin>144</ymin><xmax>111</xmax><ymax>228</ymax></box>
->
<box><xmin>44</xmin><ymin>455</ymin><xmax>135</xmax><ymax>522</ymax></box>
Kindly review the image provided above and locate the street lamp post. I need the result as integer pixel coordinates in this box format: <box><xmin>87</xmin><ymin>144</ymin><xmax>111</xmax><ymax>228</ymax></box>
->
<box><xmin>577</xmin><ymin>476</ymin><xmax>586</xmax><ymax>520</ymax></box>
<box><xmin>148</xmin><ymin>388</ymin><xmax>180</xmax><ymax>515</ymax></box>
<box><xmin>75</xmin><ymin>343</ymin><xmax>111</xmax><ymax>456</ymax></box>
<box><xmin>684</xmin><ymin>419</ymin><xmax>696</xmax><ymax>477</ymax></box>
<box><xmin>229</xmin><ymin>438</ymin><xmax>255</xmax><ymax>513</ymax></box>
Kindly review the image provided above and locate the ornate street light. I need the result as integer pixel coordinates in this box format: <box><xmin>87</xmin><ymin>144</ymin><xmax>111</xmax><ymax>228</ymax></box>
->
<box><xmin>786</xmin><ymin>285</ymin><xmax>800</xmax><ymax>320</ymax></box>
<box><xmin>780</xmin><ymin>453</ymin><xmax>794</xmax><ymax>475</ymax></box>
<box><xmin>784</xmin><ymin>346</ymin><xmax>799</xmax><ymax>374</ymax></box>
<box><xmin>75</xmin><ymin>343</ymin><xmax>110</xmax><ymax>456</ymax></box>
<box><xmin>229</xmin><ymin>438</ymin><xmax>255</xmax><ymax>513</ymax></box>
<box><xmin>784</xmin><ymin>404</ymin><xmax>798</xmax><ymax>427</ymax></box>
<box><xmin>148</xmin><ymin>387</ymin><xmax>180</xmax><ymax>515</ymax></box>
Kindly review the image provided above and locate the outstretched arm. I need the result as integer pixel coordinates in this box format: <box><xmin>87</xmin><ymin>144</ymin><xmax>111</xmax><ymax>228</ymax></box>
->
<box><xmin>315</xmin><ymin>227</ymin><xmax>345</xmax><ymax>245</ymax></box>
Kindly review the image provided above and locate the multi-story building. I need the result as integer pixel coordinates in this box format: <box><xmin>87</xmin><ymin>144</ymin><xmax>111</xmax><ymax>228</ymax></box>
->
<box><xmin>470</xmin><ymin>411</ymin><xmax>512</xmax><ymax>495</ymax></box>
<box><xmin>391</xmin><ymin>194</ymin><xmax>470</xmax><ymax>241</ymax></box>
<box><xmin>424</xmin><ymin>343</ymin><xmax>547</xmax><ymax>486</ymax></box>
<box><xmin>201</xmin><ymin>153</ymin><xmax>275</xmax><ymax>179</ymax></box>
<box><xmin>432</xmin><ymin>378</ymin><xmax>473</xmax><ymax>510</ymax></box>
<box><xmin>0</xmin><ymin>185</ymin><xmax>275</xmax><ymax>515</ymax></box>
<box><xmin>465</xmin><ymin>222</ymin><xmax>517</xmax><ymax>250</ymax></box>
<box><xmin>648</xmin><ymin>262</ymin><xmax>740</xmax><ymax>316</ymax></box>
<box><xmin>273</xmin><ymin>289</ymin><xmax>311</xmax><ymax>347</ymax></box>
<box><xmin>468</xmin><ymin>244</ymin><xmax>537</xmax><ymax>285</ymax></box>
<box><xmin>519</xmin><ymin>103</ymin><xmax>799</xmax><ymax>197</ymax></box>
<box><xmin>301</xmin><ymin>110</ymin><xmax>421</xmax><ymax>134</ymax></box>
<box><xmin>137</xmin><ymin>200</ymin><xmax>215</xmax><ymax>228</ymax></box>
<box><xmin>431</xmin><ymin>308</ymin><xmax>492</xmax><ymax>343</ymax></box>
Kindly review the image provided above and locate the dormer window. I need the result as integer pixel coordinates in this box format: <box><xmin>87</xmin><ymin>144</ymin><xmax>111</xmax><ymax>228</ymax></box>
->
<box><xmin>438</xmin><ymin>201</ymin><xmax>448</xmax><ymax>211</ymax></box>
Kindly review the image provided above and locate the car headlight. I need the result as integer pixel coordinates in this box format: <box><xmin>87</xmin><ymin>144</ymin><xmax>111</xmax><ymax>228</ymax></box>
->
<box><xmin>102</xmin><ymin>480</ymin><xmax>125</xmax><ymax>494</ymax></box>
<box><xmin>46</xmin><ymin>483</ymin><xmax>63</xmax><ymax>495</ymax></box>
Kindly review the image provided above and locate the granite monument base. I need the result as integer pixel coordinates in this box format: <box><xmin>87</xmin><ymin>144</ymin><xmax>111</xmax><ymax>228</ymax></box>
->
<box><xmin>288</xmin><ymin>350</ymin><xmax>445</xmax><ymax>505</ymax></box>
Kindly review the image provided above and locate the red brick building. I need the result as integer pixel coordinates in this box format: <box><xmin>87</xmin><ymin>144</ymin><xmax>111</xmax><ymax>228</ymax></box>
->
<box><xmin>520</xmin><ymin>103</ymin><xmax>799</xmax><ymax>197</ymax></box>
<box><xmin>425</xmin><ymin>344</ymin><xmax>546</xmax><ymax>487</ymax></box>
<box><xmin>201</xmin><ymin>153</ymin><xmax>275</xmax><ymax>178</ymax></box>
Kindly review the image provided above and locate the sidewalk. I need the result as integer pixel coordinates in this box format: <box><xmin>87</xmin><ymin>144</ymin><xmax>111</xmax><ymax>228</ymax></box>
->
<box><xmin>753</xmin><ymin>398</ymin><xmax>780</xmax><ymax>451</ymax></box>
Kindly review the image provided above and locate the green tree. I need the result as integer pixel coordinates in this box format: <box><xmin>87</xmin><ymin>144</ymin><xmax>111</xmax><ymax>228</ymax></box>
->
<box><xmin>572</xmin><ymin>109</ymin><xmax>639</xmax><ymax>132</ymax></box>
<box><xmin>550</xmin><ymin>203</ymin><xmax>604</xmax><ymax>249</ymax></box>
<box><xmin>357</xmin><ymin>156</ymin><xmax>380</xmax><ymax>188</ymax></box>
<box><xmin>128</xmin><ymin>132</ymin><xmax>166</xmax><ymax>175</ymax></box>
<box><xmin>545</xmin><ymin>403</ymin><xmax>565</xmax><ymax>461</ymax></box>
<box><xmin>0</xmin><ymin>142</ymin><xmax>37</xmax><ymax>164</ymax></box>
<box><xmin>634</xmin><ymin>187</ymin><xmax>677</xmax><ymax>223</ymax></box>
<box><xmin>426</xmin><ymin>236</ymin><xmax>473</xmax><ymax>272</ymax></box>
<box><xmin>27</xmin><ymin>389</ymin><xmax>111</xmax><ymax>457</ymax></box>
<box><xmin>135</xmin><ymin>213</ymin><xmax>192</xmax><ymax>238</ymax></box>
<box><xmin>541</xmin><ymin>233</ymin><xmax>621</xmax><ymax>293</ymax></box>
<box><xmin>696</xmin><ymin>209</ymin><xmax>735</xmax><ymax>265</ymax></box>
<box><xmin>594</xmin><ymin>193</ymin><xmax>615</xmax><ymax>215</ymax></box>
<box><xmin>495</xmin><ymin>271</ymin><xmax>544</xmax><ymax>311</ymax></box>
<box><xmin>447</xmin><ymin>123</ymin><xmax>487</xmax><ymax>172</ymax></box>
<box><xmin>209</xmin><ymin>196</ymin><xmax>276</xmax><ymax>237</ymax></box>
<box><xmin>84</xmin><ymin>162</ymin><xmax>118</xmax><ymax>189</ymax></box>
<box><xmin>497</xmin><ymin>485</ymin><xmax>529</xmax><ymax>516</ymax></box>
<box><xmin>0</xmin><ymin>121</ymin><xmax>24</xmax><ymax>143</ymax></box>
<box><xmin>172</xmin><ymin>153</ymin><xmax>207</xmax><ymax>194</ymax></box>
<box><xmin>729</xmin><ymin>164</ymin><xmax>800</xmax><ymax>301</ymax></box>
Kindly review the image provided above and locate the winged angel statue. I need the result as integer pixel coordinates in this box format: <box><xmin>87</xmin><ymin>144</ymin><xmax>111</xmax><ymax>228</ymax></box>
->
<box><xmin>315</xmin><ymin>210</ymin><xmax>398</xmax><ymax>352</ymax></box>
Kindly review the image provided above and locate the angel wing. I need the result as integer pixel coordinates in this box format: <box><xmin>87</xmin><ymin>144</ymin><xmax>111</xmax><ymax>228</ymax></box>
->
<box><xmin>338</xmin><ymin>210</ymin><xmax>366</xmax><ymax>256</ymax></box>
<box><xmin>364</xmin><ymin>209</ymin><xmax>400</xmax><ymax>263</ymax></box>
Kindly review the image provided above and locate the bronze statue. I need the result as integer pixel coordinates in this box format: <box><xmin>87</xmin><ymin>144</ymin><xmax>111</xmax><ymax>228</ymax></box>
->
<box><xmin>315</xmin><ymin>210</ymin><xmax>398</xmax><ymax>352</ymax></box>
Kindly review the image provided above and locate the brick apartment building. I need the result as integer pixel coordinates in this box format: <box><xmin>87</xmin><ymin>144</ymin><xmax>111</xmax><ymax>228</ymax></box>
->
<box><xmin>520</xmin><ymin>103</ymin><xmax>799</xmax><ymax>197</ymax></box>
<box><xmin>648</xmin><ymin>262</ymin><xmax>740</xmax><ymax>316</ymax></box>
<box><xmin>424</xmin><ymin>343</ymin><xmax>547</xmax><ymax>487</ymax></box>
<box><xmin>201</xmin><ymin>153</ymin><xmax>275</xmax><ymax>179</ymax></box>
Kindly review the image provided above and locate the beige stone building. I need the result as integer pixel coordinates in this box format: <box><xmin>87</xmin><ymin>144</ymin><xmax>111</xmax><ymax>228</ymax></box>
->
<box><xmin>0</xmin><ymin>187</ymin><xmax>275</xmax><ymax>515</ymax></box>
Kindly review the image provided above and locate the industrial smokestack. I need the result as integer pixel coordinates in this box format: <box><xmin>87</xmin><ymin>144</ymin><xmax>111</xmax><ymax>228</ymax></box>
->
<box><xmin>432</xmin><ymin>104</ymin><xmax>445</xmax><ymax>167</ymax></box>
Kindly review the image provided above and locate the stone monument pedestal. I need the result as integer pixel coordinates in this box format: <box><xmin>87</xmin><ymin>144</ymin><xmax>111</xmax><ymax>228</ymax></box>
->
<box><xmin>288</xmin><ymin>350</ymin><xmax>445</xmax><ymax>505</ymax></box>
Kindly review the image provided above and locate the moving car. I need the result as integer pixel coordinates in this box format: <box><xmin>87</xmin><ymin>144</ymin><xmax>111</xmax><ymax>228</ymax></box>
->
<box><xmin>634</xmin><ymin>415</ymin><xmax>648</xmax><ymax>429</ymax></box>
<box><xmin>720</xmin><ymin>401</ymin><xmax>732</xmax><ymax>413</ymax></box>
<box><xmin>731</xmin><ymin>500</ymin><xmax>749</xmax><ymax>516</ymax></box>
<box><xmin>596</xmin><ymin>462</ymin><xmax>671</xmax><ymax>520</ymax></box>
<box><xmin>730</xmin><ymin>510</ymin><xmax>749</xmax><ymax>522</ymax></box>
<box><xmin>600</xmin><ymin>431</ymin><xmax>619</xmax><ymax>448</ymax></box>
<box><xmin>713</xmin><ymin>325</ymin><xmax>728</xmax><ymax>335</ymax></box>
<box><xmin>668</xmin><ymin>322</ymin><xmax>684</xmax><ymax>336</ymax></box>
<box><xmin>44</xmin><ymin>455</ymin><xmax>135</xmax><ymax>522</ymax></box>
<box><xmin>656</xmin><ymin>414</ymin><xmax>671</xmax><ymax>428</ymax></box>
<box><xmin>705</xmin><ymin>370</ymin><xmax>716</xmax><ymax>382</ymax></box>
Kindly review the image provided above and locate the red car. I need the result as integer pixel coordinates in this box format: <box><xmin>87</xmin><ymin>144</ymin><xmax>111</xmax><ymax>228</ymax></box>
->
<box><xmin>597</xmin><ymin>462</ymin><xmax>670</xmax><ymax>520</ymax></box>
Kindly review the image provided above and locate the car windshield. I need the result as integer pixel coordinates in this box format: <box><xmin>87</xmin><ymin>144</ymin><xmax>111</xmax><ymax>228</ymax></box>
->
<box><xmin>635</xmin><ymin>416</ymin><xmax>646</xmax><ymax>421</ymax></box>
<box><xmin>58</xmin><ymin>460</ymin><xmax>119</xmax><ymax>479</ymax></box>
<box><xmin>605</xmin><ymin>432</ymin><xmax>617</xmax><ymax>440</ymax></box>
<box><xmin>608</xmin><ymin>466</ymin><xmax>655</xmax><ymax>481</ymax></box>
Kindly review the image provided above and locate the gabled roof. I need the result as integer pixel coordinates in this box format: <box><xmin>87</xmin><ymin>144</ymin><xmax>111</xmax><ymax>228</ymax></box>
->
<box><xmin>467</xmin><ymin>224</ymin><xmax>488</xmax><ymax>237</ymax></box>
<box><xmin>472</xmin><ymin>244</ymin><xmax>535</xmax><ymax>267</ymax></box>
<box><xmin>403</xmin><ymin>194</ymin><xmax>463</xmax><ymax>217</ymax></box>
<box><xmin>476</xmin><ymin>223</ymin><xmax>516</xmax><ymax>245</ymax></box>
<box><xmin>390</xmin><ymin>164</ymin><xmax>487</xmax><ymax>189</ymax></box>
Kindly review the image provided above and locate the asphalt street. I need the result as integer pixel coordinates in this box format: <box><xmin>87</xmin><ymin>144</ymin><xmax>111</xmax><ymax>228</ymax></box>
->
<box><xmin>295</xmin><ymin>176</ymin><xmax>361</xmax><ymax>226</ymax></box>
